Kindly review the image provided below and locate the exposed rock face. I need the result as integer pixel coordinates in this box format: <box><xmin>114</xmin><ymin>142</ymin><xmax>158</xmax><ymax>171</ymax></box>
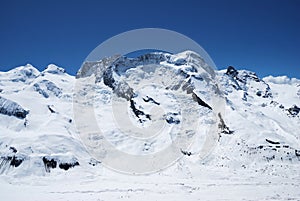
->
<box><xmin>218</xmin><ymin>113</ymin><xmax>233</xmax><ymax>135</ymax></box>
<box><xmin>165</xmin><ymin>112</ymin><xmax>180</xmax><ymax>124</ymax></box>
<box><xmin>42</xmin><ymin>156</ymin><xmax>80</xmax><ymax>173</ymax></box>
<box><xmin>113</xmin><ymin>81</ymin><xmax>134</xmax><ymax>101</ymax></box>
<box><xmin>77</xmin><ymin>51</ymin><xmax>210</xmax><ymax>84</ymax></box>
<box><xmin>112</xmin><ymin>52</ymin><xmax>169</xmax><ymax>75</ymax></box>
<box><xmin>0</xmin><ymin>156</ymin><xmax>23</xmax><ymax>168</ymax></box>
<box><xmin>59</xmin><ymin>161</ymin><xmax>80</xmax><ymax>171</ymax></box>
<box><xmin>0</xmin><ymin>96</ymin><xmax>29</xmax><ymax>119</ymax></box>
<box><xmin>0</xmin><ymin>146</ymin><xmax>25</xmax><ymax>174</ymax></box>
<box><xmin>130</xmin><ymin>98</ymin><xmax>151</xmax><ymax>123</ymax></box>
<box><xmin>42</xmin><ymin>157</ymin><xmax>57</xmax><ymax>173</ymax></box>
<box><xmin>223</xmin><ymin>66</ymin><xmax>272</xmax><ymax>99</ymax></box>
<box><xmin>288</xmin><ymin>105</ymin><xmax>300</xmax><ymax>116</ymax></box>
<box><xmin>226</xmin><ymin>66</ymin><xmax>238</xmax><ymax>77</ymax></box>
<box><xmin>296</xmin><ymin>150</ymin><xmax>300</xmax><ymax>157</ymax></box>
<box><xmin>33</xmin><ymin>80</ymin><xmax>62</xmax><ymax>98</ymax></box>
<box><xmin>76</xmin><ymin>55</ymin><xmax>120</xmax><ymax>80</ymax></box>
<box><xmin>192</xmin><ymin>92</ymin><xmax>212</xmax><ymax>110</ymax></box>
<box><xmin>9</xmin><ymin>156</ymin><xmax>23</xmax><ymax>167</ymax></box>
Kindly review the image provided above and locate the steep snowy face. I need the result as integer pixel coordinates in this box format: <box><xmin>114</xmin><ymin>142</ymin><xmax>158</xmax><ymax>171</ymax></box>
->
<box><xmin>214</xmin><ymin>66</ymin><xmax>300</xmax><ymax>170</ymax></box>
<box><xmin>0</xmin><ymin>64</ymin><xmax>87</xmax><ymax>176</ymax></box>
<box><xmin>74</xmin><ymin>51</ymin><xmax>223</xmax><ymax>173</ymax></box>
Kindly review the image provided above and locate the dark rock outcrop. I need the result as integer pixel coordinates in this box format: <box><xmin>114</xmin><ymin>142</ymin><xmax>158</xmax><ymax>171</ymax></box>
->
<box><xmin>42</xmin><ymin>157</ymin><xmax>57</xmax><ymax>173</ymax></box>
<box><xmin>266</xmin><ymin>139</ymin><xmax>280</xmax><ymax>145</ymax></box>
<box><xmin>130</xmin><ymin>98</ymin><xmax>151</xmax><ymax>123</ymax></box>
<box><xmin>9</xmin><ymin>147</ymin><xmax>17</xmax><ymax>153</ymax></box>
<box><xmin>218</xmin><ymin>113</ymin><xmax>234</xmax><ymax>134</ymax></box>
<box><xmin>10</xmin><ymin>156</ymin><xmax>23</xmax><ymax>167</ymax></box>
<box><xmin>59</xmin><ymin>161</ymin><xmax>80</xmax><ymax>171</ymax></box>
<box><xmin>33</xmin><ymin>80</ymin><xmax>62</xmax><ymax>98</ymax></box>
<box><xmin>0</xmin><ymin>155</ymin><xmax>24</xmax><ymax>171</ymax></box>
<box><xmin>225</xmin><ymin>66</ymin><xmax>272</xmax><ymax>99</ymax></box>
<box><xmin>0</xmin><ymin>96</ymin><xmax>29</xmax><ymax>119</ymax></box>
<box><xmin>181</xmin><ymin>149</ymin><xmax>192</xmax><ymax>156</ymax></box>
<box><xmin>165</xmin><ymin>112</ymin><xmax>180</xmax><ymax>124</ymax></box>
<box><xmin>143</xmin><ymin>96</ymin><xmax>160</xmax><ymax>105</ymax></box>
<box><xmin>103</xmin><ymin>66</ymin><xmax>116</xmax><ymax>90</ymax></box>
<box><xmin>295</xmin><ymin>150</ymin><xmax>300</xmax><ymax>157</ymax></box>
<box><xmin>288</xmin><ymin>105</ymin><xmax>300</xmax><ymax>116</ymax></box>
<box><xmin>42</xmin><ymin>156</ymin><xmax>80</xmax><ymax>173</ymax></box>
<box><xmin>192</xmin><ymin>93</ymin><xmax>212</xmax><ymax>110</ymax></box>
<box><xmin>47</xmin><ymin>105</ymin><xmax>56</xmax><ymax>113</ymax></box>
<box><xmin>226</xmin><ymin>66</ymin><xmax>238</xmax><ymax>77</ymax></box>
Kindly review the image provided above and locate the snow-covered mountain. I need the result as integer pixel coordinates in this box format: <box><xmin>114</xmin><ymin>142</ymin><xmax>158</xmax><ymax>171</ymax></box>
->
<box><xmin>0</xmin><ymin>51</ymin><xmax>299</xmax><ymax>200</ymax></box>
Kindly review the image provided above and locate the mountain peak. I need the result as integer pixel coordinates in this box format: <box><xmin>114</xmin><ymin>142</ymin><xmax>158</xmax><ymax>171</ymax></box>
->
<box><xmin>0</xmin><ymin>64</ymin><xmax>40</xmax><ymax>82</ymax></box>
<box><xmin>14</xmin><ymin>63</ymin><xmax>40</xmax><ymax>74</ymax></box>
<box><xmin>43</xmin><ymin>64</ymin><xmax>66</xmax><ymax>75</ymax></box>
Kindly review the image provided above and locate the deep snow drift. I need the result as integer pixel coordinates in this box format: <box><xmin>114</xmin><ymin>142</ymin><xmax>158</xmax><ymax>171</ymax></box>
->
<box><xmin>0</xmin><ymin>51</ymin><xmax>299</xmax><ymax>200</ymax></box>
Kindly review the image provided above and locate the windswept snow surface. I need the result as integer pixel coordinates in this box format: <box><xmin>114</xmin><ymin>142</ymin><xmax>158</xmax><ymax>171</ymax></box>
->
<box><xmin>0</xmin><ymin>53</ymin><xmax>299</xmax><ymax>200</ymax></box>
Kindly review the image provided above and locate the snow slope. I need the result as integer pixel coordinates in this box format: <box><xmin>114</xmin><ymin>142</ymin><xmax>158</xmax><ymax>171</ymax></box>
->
<box><xmin>0</xmin><ymin>52</ymin><xmax>299</xmax><ymax>200</ymax></box>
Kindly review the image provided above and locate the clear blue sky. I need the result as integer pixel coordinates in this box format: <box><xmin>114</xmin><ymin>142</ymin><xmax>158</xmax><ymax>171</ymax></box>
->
<box><xmin>0</xmin><ymin>0</ymin><xmax>299</xmax><ymax>78</ymax></box>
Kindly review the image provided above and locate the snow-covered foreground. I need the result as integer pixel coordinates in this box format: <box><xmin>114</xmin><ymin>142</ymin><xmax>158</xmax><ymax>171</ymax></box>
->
<box><xmin>1</xmin><ymin>165</ymin><xmax>299</xmax><ymax>201</ymax></box>
<box><xmin>0</xmin><ymin>51</ymin><xmax>299</xmax><ymax>200</ymax></box>
<box><xmin>0</xmin><ymin>163</ymin><xmax>300</xmax><ymax>201</ymax></box>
